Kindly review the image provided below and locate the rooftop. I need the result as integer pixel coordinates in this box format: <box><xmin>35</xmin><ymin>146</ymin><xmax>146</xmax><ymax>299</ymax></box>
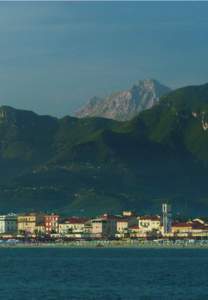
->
<box><xmin>67</xmin><ymin>217</ymin><xmax>89</xmax><ymax>224</ymax></box>
<box><xmin>172</xmin><ymin>222</ymin><xmax>192</xmax><ymax>228</ymax></box>
<box><xmin>129</xmin><ymin>225</ymin><xmax>140</xmax><ymax>230</ymax></box>
<box><xmin>139</xmin><ymin>216</ymin><xmax>160</xmax><ymax>221</ymax></box>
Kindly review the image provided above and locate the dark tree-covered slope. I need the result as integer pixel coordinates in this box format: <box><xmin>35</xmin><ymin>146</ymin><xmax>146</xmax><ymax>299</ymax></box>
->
<box><xmin>0</xmin><ymin>83</ymin><xmax>208</xmax><ymax>215</ymax></box>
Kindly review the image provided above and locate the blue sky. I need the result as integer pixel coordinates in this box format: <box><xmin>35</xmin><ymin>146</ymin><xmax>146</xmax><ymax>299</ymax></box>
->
<box><xmin>0</xmin><ymin>2</ymin><xmax>208</xmax><ymax>116</ymax></box>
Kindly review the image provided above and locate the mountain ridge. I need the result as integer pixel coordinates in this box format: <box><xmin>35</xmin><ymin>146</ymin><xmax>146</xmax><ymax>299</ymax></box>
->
<box><xmin>76</xmin><ymin>79</ymin><xmax>171</xmax><ymax>121</ymax></box>
<box><xmin>0</xmin><ymin>82</ymin><xmax>208</xmax><ymax>215</ymax></box>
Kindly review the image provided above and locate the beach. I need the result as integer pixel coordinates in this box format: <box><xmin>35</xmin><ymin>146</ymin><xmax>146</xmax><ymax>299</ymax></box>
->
<box><xmin>1</xmin><ymin>239</ymin><xmax>208</xmax><ymax>249</ymax></box>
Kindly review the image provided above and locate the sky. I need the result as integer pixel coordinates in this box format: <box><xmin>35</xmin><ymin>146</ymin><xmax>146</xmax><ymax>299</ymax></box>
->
<box><xmin>0</xmin><ymin>1</ymin><xmax>208</xmax><ymax>117</ymax></box>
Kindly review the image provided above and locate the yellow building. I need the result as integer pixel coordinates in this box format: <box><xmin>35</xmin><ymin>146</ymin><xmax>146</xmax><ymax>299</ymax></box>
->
<box><xmin>138</xmin><ymin>216</ymin><xmax>161</xmax><ymax>232</ymax></box>
<box><xmin>18</xmin><ymin>213</ymin><xmax>44</xmax><ymax>234</ymax></box>
<box><xmin>115</xmin><ymin>219</ymin><xmax>129</xmax><ymax>238</ymax></box>
<box><xmin>171</xmin><ymin>223</ymin><xmax>192</xmax><ymax>234</ymax></box>
<box><xmin>117</xmin><ymin>219</ymin><xmax>129</xmax><ymax>233</ymax></box>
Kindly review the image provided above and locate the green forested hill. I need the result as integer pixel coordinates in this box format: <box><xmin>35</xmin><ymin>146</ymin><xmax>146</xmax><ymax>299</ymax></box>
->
<box><xmin>0</xmin><ymin>83</ymin><xmax>208</xmax><ymax>215</ymax></box>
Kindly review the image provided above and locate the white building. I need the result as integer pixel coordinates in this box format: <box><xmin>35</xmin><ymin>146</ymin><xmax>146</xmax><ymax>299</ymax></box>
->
<box><xmin>122</xmin><ymin>211</ymin><xmax>135</xmax><ymax>218</ymax></box>
<box><xmin>59</xmin><ymin>217</ymin><xmax>89</xmax><ymax>235</ymax></box>
<box><xmin>0</xmin><ymin>214</ymin><xmax>17</xmax><ymax>234</ymax></box>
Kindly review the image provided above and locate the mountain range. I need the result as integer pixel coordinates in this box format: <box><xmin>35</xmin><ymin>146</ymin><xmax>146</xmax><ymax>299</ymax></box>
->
<box><xmin>76</xmin><ymin>79</ymin><xmax>171</xmax><ymax>121</ymax></box>
<box><xmin>0</xmin><ymin>82</ymin><xmax>208</xmax><ymax>215</ymax></box>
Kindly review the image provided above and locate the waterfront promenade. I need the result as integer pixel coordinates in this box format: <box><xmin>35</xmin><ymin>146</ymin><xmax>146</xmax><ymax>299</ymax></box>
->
<box><xmin>1</xmin><ymin>239</ymin><xmax>208</xmax><ymax>249</ymax></box>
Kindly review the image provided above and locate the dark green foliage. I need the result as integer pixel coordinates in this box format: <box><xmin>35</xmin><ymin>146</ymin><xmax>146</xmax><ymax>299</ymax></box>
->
<box><xmin>1</xmin><ymin>82</ymin><xmax>208</xmax><ymax>215</ymax></box>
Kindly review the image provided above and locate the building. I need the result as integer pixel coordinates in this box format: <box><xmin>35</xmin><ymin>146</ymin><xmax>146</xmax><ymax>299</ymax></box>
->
<box><xmin>59</xmin><ymin>222</ymin><xmax>72</xmax><ymax>235</ymax></box>
<box><xmin>91</xmin><ymin>214</ymin><xmax>117</xmax><ymax>239</ymax></box>
<box><xmin>191</xmin><ymin>218</ymin><xmax>205</xmax><ymax>225</ymax></box>
<box><xmin>18</xmin><ymin>213</ymin><xmax>44</xmax><ymax>235</ymax></box>
<box><xmin>138</xmin><ymin>216</ymin><xmax>161</xmax><ymax>232</ymax></box>
<box><xmin>35</xmin><ymin>224</ymin><xmax>45</xmax><ymax>235</ymax></box>
<box><xmin>171</xmin><ymin>221</ymin><xmax>208</xmax><ymax>238</ymax></box>
<box><xmin>190</xmin><ymin>221</ymin><xmax>208</xmax><ymax>238</ymax></box>
<box><xmin>59</xmin><ymin>217</ymin><xmax>89</xmax><ymax>235</ymax></box>
<box><xmin>116</xmin><ymin>219</ymin><xmax>129</xmax><ymax>238</ymax></box>
<box><xmin>122</xmin><ymin>211</ymin><xmax>136</xmax><ymax>217</ymax></box>
<box><xmin>172</xmin><ymin>222</ymin><xmax>192</xmax><ymax>235</ymax></box>
<box><xmin>122</xmin><ymin>211</ymin><xmax>138</xmax><ymax>227</ymax></box>
<box><xmin>0</xmin><ymin>214</ymin><xmax>17</xmax><ymax>234</ymax></box>
<box><xmin>162</xmin><ymin>203</ymin><xmax>172</xmax><ymax>234</ymax></box>
<box><xmin>128</xmin><ymin>225</ymin><xmax>142</xmax><ymax>238</ymax></box>
<box><xmin>44</xmin><ymin>214</ymin><xmax>59</xmax><ymax>234</ymax></box>
<box><xmin>117</xmin><ymin>219</ymin><xmax>129</xmax><ymax>233</ymax></box>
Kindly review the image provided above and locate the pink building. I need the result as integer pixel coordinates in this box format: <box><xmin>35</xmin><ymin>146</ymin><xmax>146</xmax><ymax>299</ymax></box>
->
<box><xmin>44</xmin><ymin>214</ymin><xmax>59</xmax><ymax>234</ymax></box>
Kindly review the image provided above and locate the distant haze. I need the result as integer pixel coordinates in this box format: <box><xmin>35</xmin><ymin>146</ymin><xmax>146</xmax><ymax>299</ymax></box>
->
<box><xmin>0</xmin><ymin>2</ymin><xmax>208</xmax><ymax>116</ymax></box>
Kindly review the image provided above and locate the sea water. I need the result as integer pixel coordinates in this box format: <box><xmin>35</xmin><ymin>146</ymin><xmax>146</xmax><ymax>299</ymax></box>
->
<box><xmin>0</xmin><ymin>248</ymin><xmax>207</xmax><ymax>300</ymax></box>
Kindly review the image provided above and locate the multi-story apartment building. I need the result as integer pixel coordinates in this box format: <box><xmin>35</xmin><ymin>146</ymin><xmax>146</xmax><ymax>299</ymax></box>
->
<box><xmin>0</xmin><ymin>214</ymin><xmax>17</xmax><ymax>234</ymax></box>
<box><xmin>91</xmin><ymin>214</ymin><xmax>117</xmax><ymax>239</ymax></box>
<box><xmin>59</xmin><ymin>217</ymin><xmax>89</xmax><ymax>235</ymax></box>
<box><xmin>18</xmin><ymin>213</ymin><xmax>44</xmax><ymax>235</ymax></box>
<box><xmin>116</xmin><ymin>219</ymin><xmax>129</xmax><ymax>234</ymax></box>
<box><xmin>44</xmin><ymin>214</ymin><xmax>59</xmax><ymax>234</ymax></box>
<box><xmin>138</xmin><ymin>216</ymin><xmax>161</xmax><ymax>232</ymax></box>
<box><xmin>171</xmin><ymin>222</ymin><xmax>193</xmax><ymax>235</ymax></box>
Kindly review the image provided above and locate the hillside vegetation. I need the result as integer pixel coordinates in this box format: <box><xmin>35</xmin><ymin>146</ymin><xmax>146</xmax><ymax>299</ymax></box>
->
<box><xmin>0</xmin><ymin>83</ymin><xmax>208</xmax><ymax>215</ymax></box>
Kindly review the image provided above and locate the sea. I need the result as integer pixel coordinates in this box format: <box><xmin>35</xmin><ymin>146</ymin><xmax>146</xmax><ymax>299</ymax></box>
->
<box><xmin>0</xmin><ymin>247</ymin><xmax>207</xmax><ymax>300</ymax></box>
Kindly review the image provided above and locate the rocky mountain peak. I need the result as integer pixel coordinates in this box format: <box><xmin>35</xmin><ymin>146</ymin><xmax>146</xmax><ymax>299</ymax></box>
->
<box><xmin>76</xmin><ymin>79</ymin><xmax>171</xmax><ymax>121</ymax></box>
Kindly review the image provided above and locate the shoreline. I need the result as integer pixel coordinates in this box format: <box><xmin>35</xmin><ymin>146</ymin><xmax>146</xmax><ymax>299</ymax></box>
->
<box><xmin>1</xmin><ymin>241</ymin><xmax>208</xmax><ymax>249</ymax></box>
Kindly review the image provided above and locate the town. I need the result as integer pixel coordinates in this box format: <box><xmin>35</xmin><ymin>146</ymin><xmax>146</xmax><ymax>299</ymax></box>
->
<box><xmin>0</xmin><ymin>204</ymin><xmax>208</xmax><ymax>246</ymax></box>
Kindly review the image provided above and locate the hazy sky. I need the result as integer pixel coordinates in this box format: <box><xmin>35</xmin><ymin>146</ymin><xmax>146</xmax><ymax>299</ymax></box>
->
<box><xmin>0</xmin><ymin>2</ymin><xmax>208</xmax><ymax>116</ymax></box>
